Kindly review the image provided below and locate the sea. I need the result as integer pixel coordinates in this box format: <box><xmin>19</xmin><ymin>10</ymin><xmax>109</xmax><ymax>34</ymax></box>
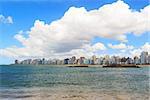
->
<box><xmin>0</xmin><ymin>65</ymin><xmax>149</xmax><ymax>100</ymax></box>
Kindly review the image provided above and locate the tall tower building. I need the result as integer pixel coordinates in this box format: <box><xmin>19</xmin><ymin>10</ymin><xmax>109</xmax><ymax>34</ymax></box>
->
<box><xmin>140</xmin><ymin>51</ymin><xmax>148</xmax><ymax>64</ymax></box>
<box><xmin>92</xmin><ymin>55</ymin><xmax>96</xmax><ymax>64</ymax></box>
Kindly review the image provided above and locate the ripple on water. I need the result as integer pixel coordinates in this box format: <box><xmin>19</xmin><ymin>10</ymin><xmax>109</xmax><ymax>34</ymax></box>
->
<box><xmin>0</xmin><ymin>65</ymin><xmax>149</xmax><ymax>100</ymax></box>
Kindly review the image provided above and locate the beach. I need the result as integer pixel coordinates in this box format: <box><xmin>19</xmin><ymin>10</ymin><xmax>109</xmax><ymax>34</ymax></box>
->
<box><xmin>1</xmin><ymin>87</ymin><xmax>149</xmax><ymax>100</ymax></box>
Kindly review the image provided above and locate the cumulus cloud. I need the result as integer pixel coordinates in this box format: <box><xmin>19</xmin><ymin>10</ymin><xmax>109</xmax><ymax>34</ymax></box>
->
<box><xmin>130</xmin><ymin>42</ymin><xmax>150</xmax><ymax>57</ymax></box>
<box><xmin>0</xmin><ymin>14</ymin><xmax>13</xmax><ymax>24</ymax></box>
<box><xmin>0</xmin><ymin>42</ymin><xmax>106</xmax><ymax>59</ymax></box>
<box><xmin>83</xmin><ymin>43</ymin><xmax>106</xmax><ymax>52</ymax></box>
<box><xmin>108</xmin><ymin>43</ymin><xmax>134</xmax><ymax>49</ymax></box>
<box><xmin>104</xmin><ymin>42</ymin><xmax>150</xmax><ymax>58</ymax></box>
<box><xmin>0</xmin><ymin>0</ymin><xmax>150</xmax><ymax>59</ymax></box>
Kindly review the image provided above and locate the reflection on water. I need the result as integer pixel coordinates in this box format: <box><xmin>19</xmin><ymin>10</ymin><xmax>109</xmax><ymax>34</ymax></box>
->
<box><xmin>0</xmin><ymin>65</ymin><xmax>149</xmax><ymax>100</ymax></box>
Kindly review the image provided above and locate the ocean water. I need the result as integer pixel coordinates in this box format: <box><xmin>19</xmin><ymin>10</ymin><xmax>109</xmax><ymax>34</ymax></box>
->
<box><xmin>0</xmin><ymin>65</ymin><xmax>149</xmax><ymax>100</ymax></box>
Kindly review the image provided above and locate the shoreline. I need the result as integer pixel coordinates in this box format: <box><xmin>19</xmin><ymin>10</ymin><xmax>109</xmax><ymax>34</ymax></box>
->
<box><xmin>138</xmin><ymin>65</ymin><xmax>150</xmax><ymax>67</ymax></box>
<box><xmin>2</xmin><ymin>64</ymin><xmax>150</xmax><ymax>67</ymax></box>
<box><xmin>1</xmin><ymin>87</ymin><xmax>149</xmax><ymax>100</ymax></box>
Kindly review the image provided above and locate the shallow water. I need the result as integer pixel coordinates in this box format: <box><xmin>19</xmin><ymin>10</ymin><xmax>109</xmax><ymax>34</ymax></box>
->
<box><xmin>0</xmin><ymin>65</ymin><xmax>149</xmax><ymax>100</ymax></box>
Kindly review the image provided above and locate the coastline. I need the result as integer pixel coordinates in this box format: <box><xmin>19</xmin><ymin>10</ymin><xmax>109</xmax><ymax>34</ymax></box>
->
<box><xmin>4</xmin><ymin>64</ymin><xmax>150</xmax><ymax>67</ymax></box>
<box><xmin>1</xmin><ymin>87</ymin><xmax>149</xmax><ymax>100</ymax></box>
<box><xmin>138</xmin><ymin>65</ymin><xmax>150</xmax><ymax>67</ymax></box>
<box><xmin>8</xmin><ymin>64</ymin><xmax>103</xmax><ymax>67</ymax></box>
<box><xmin>3</xmin><ymin>90</ymin><xmax>146</xmax><ymax>100</ymax></box>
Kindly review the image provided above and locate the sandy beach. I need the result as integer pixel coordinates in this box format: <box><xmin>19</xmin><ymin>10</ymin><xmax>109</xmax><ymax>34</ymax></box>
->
<box><xmin>14</xmin><ymin>91</ymin><xmax>149</xmax><ymax>100</ymax></box>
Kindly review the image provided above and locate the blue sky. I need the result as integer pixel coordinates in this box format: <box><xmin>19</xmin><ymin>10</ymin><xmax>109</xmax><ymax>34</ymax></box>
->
<box><xmin>0</xmin><ymin>0</ymin><xmax>149</xmax><ymax>64</ymax></box>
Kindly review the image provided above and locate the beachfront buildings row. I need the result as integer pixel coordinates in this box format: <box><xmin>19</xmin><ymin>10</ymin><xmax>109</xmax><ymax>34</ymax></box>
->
<box><xmin>15</xmin><ymin>51</ymin><xmax>150</xmax><ymax>65</ymax></box>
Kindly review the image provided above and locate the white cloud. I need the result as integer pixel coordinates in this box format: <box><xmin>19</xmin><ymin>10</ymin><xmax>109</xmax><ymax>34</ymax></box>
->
<box><xmin>107</xmin><ymin>42</ymin><xmax>150</xmax><ymax>57</ymax></box>
<box><xmin>108</xmin><ymin>43</ymin><xmax>134</xmax><ymax>49</ymax></box>
<box><xmin>0</xmin><ymin>14</ymin><xmax>13</xmax><ymax>24</ymax></box>
<box><xmin>108</xmin><ymin>43</ymin><xmax>126</xmax><ymax>49</ymax></box>
<box><xmin>103</xmin><ymin>42</ymin><xmax>150</xmax><ymax>58</ymax></box>
<box><xmin>130</xmin><ymin>42</ymin><xmax>150</xmax><ymax>57</ymax></box>
<box><xmin>0</xmin><ymin>42</ymin><xmax>106</xmax><ymax>59</ymax></box>
<box><xmin>55</xmin><ymin>42</ymin><xmax>107</xmax><ymax>58</ymax></box>
<box><xmin>83</xmin><ymin>43</ymin><xmax>106</xmax><ymax>52</ymax></box>
<box><xmin>14</xmin><ymin>30</ymin><xmax>26</xmax><ymax>43</ymax></box>
<box><xmin>0</xmin><ymin>0</ymin><xmax>150</xmax><ymax>59</ymax></box>
<box><xmin>109</xmin><ymin>42</ymin><xmax>150</xmax><ymax>57</ymax></box>
<box><xmin>141</xmin><ymin>42</ymin><xmax>150</xmax><ymax>51</ymax></box>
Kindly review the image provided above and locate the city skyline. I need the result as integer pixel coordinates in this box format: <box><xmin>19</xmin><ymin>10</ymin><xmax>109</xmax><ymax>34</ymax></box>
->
<box><xmin>0</xmin><ymin>0</ymin><xmax>150</xmax><ymax>64</ymax></box>
<box><xmin>15</xmin><ymin>51</ymin><xmax>150</xmax><ymax>65</ymax></box>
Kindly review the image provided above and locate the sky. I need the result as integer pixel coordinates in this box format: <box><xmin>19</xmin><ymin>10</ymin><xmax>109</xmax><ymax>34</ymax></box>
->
<box><xmin>0</xmin><ymin>0</ymin><xmax>150</xmax><ymax>64</ymax></box>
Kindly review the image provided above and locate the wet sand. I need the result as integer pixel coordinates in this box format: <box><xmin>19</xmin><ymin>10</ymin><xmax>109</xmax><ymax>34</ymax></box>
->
<box><xmin>16</xmin><ymin>92</ymin><xmax>149</xmax><ymax>100</ymax></box>
<box><xmin>2</xmin><ymin>89</ymin><xmax>148</xmax><ymax>100</ymax></box>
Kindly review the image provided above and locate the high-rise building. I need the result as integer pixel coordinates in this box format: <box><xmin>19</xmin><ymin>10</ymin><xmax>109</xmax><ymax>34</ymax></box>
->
<box><xmin>64</xmin><ymin>58</ymin><xmax>69</xmax><ymax>64</ymax></box>
<box><xmin>31</xmin><ymin>59</ymin><xmax>41</xmax><ymax>65</ymax></box>
<box><xmin>148</xmin><ymin>55</ymin><xmax>150</xmax><ymax>64</ymax></box>
<box><xmin>79</xmin><ymin>57</ymin><xmax>85</xmax><ymax>64</ymax></box>
<box><xmin>72</xmin><ymin>56</ymin><xmax>76</xmax><ymax>63</ymax></box>
<box><xmin>15</xmin><ymin>60</ymin><xmax>19</xmax><ymax>64</ymax></box>
<box><xmin>92</xmin><ymin>55</ymin><xmax>96</xmax><ymax>64</ymax></box>
<box><xmin>83</xmin><ymin>58</ymin><xmax>90</xmax><ymax>64</ymax></box>
<box><xmin>134</xmin><ymin>56</ymin><xmax>140</xmax><ymax>64</ymax></box>
<box><xmin>140</xmin><ymin>51</ymin><xmax>148</xmax><ymax>64</ymax></box>
<box><xmin>42</xmin><ymin>58</ymin><xmax>45</xmax><ymax>64</ymax></box>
